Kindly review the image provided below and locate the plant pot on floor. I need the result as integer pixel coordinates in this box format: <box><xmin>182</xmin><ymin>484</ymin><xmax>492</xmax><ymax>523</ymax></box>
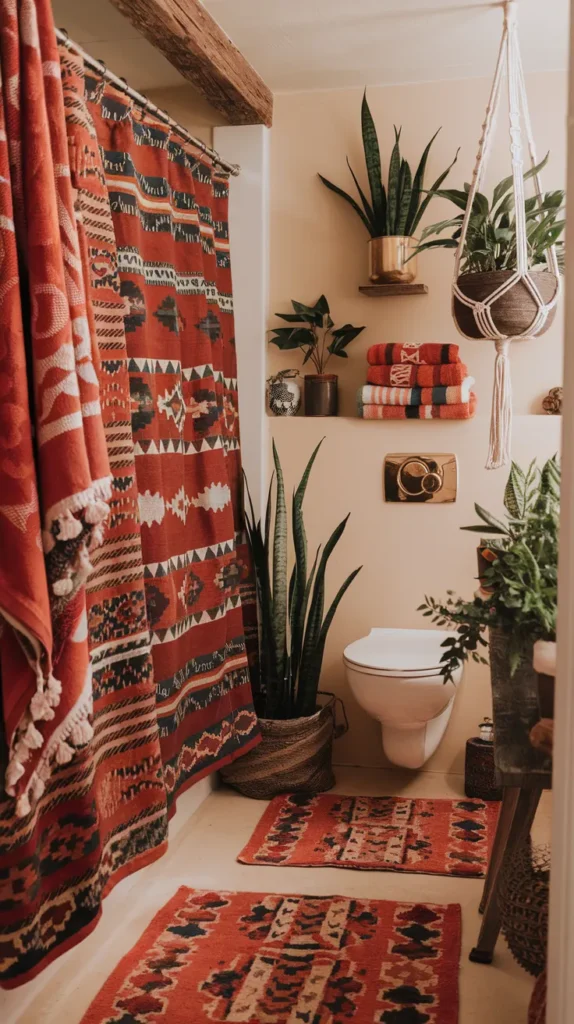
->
<box><xmin>368</xmin><ymin>236</ymin><xmax>418</xmax><ymax>284</ymax></box>
<box><xmin>453</xmin><ymin>270</ymin><xmax>559</xmax><ymax>339</ymax></box>
<box><xmin>304</xmin><ymin>374</ymin><xmax>338</xmax><ymax>416</ymax></box>
<box><xmin>220</xmin><ymin>693</ymin><xmax>347</xmax><ymax>799</ymax></box>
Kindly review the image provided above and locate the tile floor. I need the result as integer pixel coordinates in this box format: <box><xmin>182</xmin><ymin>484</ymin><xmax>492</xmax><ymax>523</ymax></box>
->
<box><xmin>3</xmin><ymin>766</ymin><xmax>548</xmax><ymax>1023</ymax></box>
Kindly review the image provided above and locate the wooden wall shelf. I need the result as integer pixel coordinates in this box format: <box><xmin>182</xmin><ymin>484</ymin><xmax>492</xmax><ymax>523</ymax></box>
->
<box><xmin>359</xmin><ymin>283</ymin><xmax>428</xmax><ymax>297</ymax></box>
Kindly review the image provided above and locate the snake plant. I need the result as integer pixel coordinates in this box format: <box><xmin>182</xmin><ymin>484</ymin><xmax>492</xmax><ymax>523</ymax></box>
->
<box><xmin>318</xmin><ymin>90</ymin><xmax>459</xmax><ymax>239</ymax></box>
<box><xmin>244</xmin><ymin>440</ymin><xmax>361</xmax><ymax>720</ymax></box>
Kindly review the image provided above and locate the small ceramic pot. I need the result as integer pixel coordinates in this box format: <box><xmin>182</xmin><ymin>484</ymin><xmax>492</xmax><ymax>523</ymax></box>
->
<box><xmin>304</xmin><ymin>374</ymin><xmax>338</xmax><ymax>416</ymax></box>
<box><xmin>368</xmin><ymin>236</ymin><xmax>418</xmax><ymax>284</ymax></box>
<box><xmin>268</xmin><ymin>375</ymin><xmax>301</xmax><ymax>416</ymax></box>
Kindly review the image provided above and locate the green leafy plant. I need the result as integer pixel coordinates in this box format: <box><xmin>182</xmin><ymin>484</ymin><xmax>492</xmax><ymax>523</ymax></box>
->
<box><xmin>412</xmin><ymin>154</ymin><xmax>566</xmax><ymax>272</ymax></box>
<box><xmin>244</xmin><ymin>440</ymin><xmax>362</xmax><ymax>720</ymax></box>
<box><xmin>419</xmin><ymin>457</ymin><xmax>560</xmax><ymax>682</ymax></box>
<box><xmin>318</xmin><ymin>91</ymin><xmax>459</xmax><ymax>239</ymax></box>
<box><xmin>269</xmin><ymin>295</ymin><xmax>365</xmax><ymax>375</ymax></box>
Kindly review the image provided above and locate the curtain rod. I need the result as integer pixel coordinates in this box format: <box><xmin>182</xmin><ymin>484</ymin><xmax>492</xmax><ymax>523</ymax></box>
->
<box><xmin>55</xmin><ymin>28</ymin><xmax>240</xmax><ymax>177</ymax></box>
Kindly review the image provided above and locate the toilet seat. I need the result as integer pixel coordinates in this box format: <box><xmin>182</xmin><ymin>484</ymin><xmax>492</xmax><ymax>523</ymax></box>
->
<box><xmin>343</xmin><ymin>627</ymin><xmax>453</xmax><ymax>675</ymax></box>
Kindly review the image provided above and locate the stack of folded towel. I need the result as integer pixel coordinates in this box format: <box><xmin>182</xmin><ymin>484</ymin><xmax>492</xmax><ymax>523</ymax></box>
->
<box><xmin>358</xmin><ymin>342</ymin><xmax>477</xmax><ymax>420</ymax></box>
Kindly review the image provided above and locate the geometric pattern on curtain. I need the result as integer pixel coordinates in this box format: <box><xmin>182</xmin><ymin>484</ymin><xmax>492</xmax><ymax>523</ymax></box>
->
<box><xmin>0</xmin><ymin>14</ymin><xmax>258</xmax><ymax>988</ymax></box>
<box><xmin>85</xmin><ymin>75</ymin><xmax>260</xmax><ymax>806</ymax></box>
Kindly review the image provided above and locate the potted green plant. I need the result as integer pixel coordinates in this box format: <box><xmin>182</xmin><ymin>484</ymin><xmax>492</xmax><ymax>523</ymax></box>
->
<box><xmin>419</xmin><ymin>458</ymin><xmax>559</xmax><ymax>711</ymax></box>
<box><xmin>411</xmin><ymin>155</ymin><xmax>565</xmax><ymax>337</ymax></box>
<box><xmin>269</xmin><ymin>294</ymin><xmax>365</xmax><ymax>416</ymax></box>
<box><xmin>318</xmin><ymin>90</ymin><xmax>459</xmax><ymax>284</ymax></box>
<box><xmin>220</xmin><ymin>440</ymin><xmax>362</xmax><ymax>798</ymax></box>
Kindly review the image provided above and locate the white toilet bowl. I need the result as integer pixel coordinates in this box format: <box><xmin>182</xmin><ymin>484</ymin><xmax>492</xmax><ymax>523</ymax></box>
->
<box><xmin>343</xmin><ymin>628</ymin><xmax>463</xmax><ymax>769</ymax></box>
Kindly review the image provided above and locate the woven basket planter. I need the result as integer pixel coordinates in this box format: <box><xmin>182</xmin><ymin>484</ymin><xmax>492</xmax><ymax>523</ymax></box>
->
<box><xmin>499</xmin><ymin>837</ymin><xmax>550</xmax><ymax>977</ymax></box>
<box><xmin>220</xmin><ymin>693</ymin><xmax>347</xmax><ymax>799</ymax></box>
<box><xmin>454</xmin><ymin>270</ymin><xmax>559</xmax><ymax>339</ymax></box>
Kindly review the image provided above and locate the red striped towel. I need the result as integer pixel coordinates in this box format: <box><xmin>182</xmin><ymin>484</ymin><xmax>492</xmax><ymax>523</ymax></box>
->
<box><xmin>367</xmin><ymin>343</ymin><xmax>460</xmax><ymax>366</ymax></box>
<box><xmin>360</xmin><ymin>379</ymin><xmax>474</xmax><ymax>407</ymax></box>
<box><xmin>367</xmin><ymin>363</ymin><xmax>468</xmax><ymax>387</ymax></box>
<box><xmin>359</xmin><ymin>394</ymin><xmax>477</xmax><ymax>420</ymax></box>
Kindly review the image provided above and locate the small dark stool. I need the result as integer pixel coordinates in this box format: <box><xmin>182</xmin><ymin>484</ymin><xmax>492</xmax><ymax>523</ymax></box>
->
<box><xmin>469</xmin><ymin>636</ymin><xmax>552</xmax><ymax>965</ymax></box>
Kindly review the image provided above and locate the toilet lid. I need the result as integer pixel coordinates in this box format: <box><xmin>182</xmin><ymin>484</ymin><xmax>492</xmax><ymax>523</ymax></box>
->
<box><xmin>343</xmin><ymin>628</ymin><xmax>455</xmax><ymax>673</ymax></box>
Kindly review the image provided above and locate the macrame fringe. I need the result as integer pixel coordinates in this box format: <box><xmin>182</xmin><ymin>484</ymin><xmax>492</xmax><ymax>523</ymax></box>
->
<box><xmin>486</xmin><ymin>339</ymin><xmax>513</xmax><ymax>470</ymax></box>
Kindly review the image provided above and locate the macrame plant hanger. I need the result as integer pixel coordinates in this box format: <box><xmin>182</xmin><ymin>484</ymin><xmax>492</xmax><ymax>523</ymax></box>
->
<box><xmin>452</xmin><ymin>0</ymin><xmax>561</xmax><ymax>469</ymax></box>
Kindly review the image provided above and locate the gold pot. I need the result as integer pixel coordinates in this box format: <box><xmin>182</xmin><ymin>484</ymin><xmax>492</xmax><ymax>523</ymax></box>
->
<box><xmin>368</xmin><ymin>236</ymin><xmax>418</xmax><ymax>284</ymax></box>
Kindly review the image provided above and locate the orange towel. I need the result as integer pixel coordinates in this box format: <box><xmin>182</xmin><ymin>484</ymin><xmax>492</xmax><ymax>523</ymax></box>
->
<box><xmin>358</xmin><ymin>394</ymin><xmax>477</xmax><ymax>420</ymax></box>
<box><xmin>367</xmin><ymin>342</ymin><xmax>460</xmax><ymax>366</ymax></box>
<box><xmin>367</xmin><ymin>363</ymin><xmax>468</xmax><ymax>387</ymax></box>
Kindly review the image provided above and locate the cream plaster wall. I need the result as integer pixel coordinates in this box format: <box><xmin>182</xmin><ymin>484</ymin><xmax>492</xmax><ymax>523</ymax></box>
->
<box><xmin>267</xmin><ymin>72</ymin><xmax>566</xmax><ymax>773</ymax></box>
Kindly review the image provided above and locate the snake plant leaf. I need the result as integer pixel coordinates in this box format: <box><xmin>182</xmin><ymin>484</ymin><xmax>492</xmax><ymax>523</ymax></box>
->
<box><xmin>504</xmin><ymin>464</ymin><xmax>525</xmax><ymax>519</ymax></box>
<box><xmin>361</xmin><ymin>90</ymin><xmax>385</xmax><ymax>233</ymax></box>
<box><xmin>264</xmin><ymin>472</ymin><xmax>274</xmax><ymax>556</ymax></box>
<box><xmin>346</xmin><ymin>156</ymin><xmax>376</xmax><ymax>230</ymax></box>
<box><xmin>312</xmin><ymin>564</ymin><xmax>363</xmax><ymax>677</ymax></box>
<box><xmin>403</xmin><ymin>127</ymin><xmax>440</xmax><ymax>235</ymax></box>
<box><xmin>298</xmin><ymin>514</ymin><xmax>351</xmax><ymax>711</ymax></box>
<box><xmin>290</xmin><ymin>441</ymin><xmax>324</xmax><ymax>686</ymax></box>
<box><xmin>408</xmin><ymin>147</ymin><xmax>460</xmax><ymax>235</ymax></box>
<box><xmin>299</xmin><ymin>564</ymin><xmax>363</xmax><ymax>716</ymax></box>
<box><xmin>397</xmin><ymin>160</ymin><xmax>413</xmax><ymax>235</ymax></box>
<box><xmin>386</xmin><ymin>127</ymin><xmax>402</xmax><ymax>235</ymax></box>
<box><xmin>272</xmin><ymin>440</ymin><xmax>288</xmax><ymax>695</ymax></box>
<box><xmin>318</xmin><ymin>173</ymin><xmax>373</xmax><ymax>234</ymax></box>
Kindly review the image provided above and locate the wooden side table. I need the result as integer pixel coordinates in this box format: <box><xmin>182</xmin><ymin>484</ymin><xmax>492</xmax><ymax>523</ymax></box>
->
<box><xmin>469</xmin><ymin>631</ymin><xmax>552</xmax><ymax>964</ymax></box>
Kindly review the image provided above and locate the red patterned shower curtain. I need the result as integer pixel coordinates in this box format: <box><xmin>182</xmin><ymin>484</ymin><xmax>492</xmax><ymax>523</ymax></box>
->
<box><xmin>0</xmin><ymin>0</ymin><xmax>259</xmax><ymax>989</ymax></box>
<box><xmin>85</xmin><ymin>71</ymin><xmax>260</xmax><ymax>806</ymax></box>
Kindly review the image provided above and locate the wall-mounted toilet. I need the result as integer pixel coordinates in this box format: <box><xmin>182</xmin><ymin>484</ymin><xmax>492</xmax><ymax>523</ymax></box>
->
<box><xmin>343</xmin><ymin>628</ymin><xmax>462</xmax><ymax>769</ymax></box>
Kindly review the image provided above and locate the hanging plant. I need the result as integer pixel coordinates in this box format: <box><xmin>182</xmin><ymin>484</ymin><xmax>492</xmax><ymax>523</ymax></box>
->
<box><xmin>415</xmin><ymin>1</ymin><xmax>561</xmax><ymax>469</ymax></box>
<box><xmin>318</xmin><ymin>91</ymin><xmax>458</xmax><ymax>284</ymax></box>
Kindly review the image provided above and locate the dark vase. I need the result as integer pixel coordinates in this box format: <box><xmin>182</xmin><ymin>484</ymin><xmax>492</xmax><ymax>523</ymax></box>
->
<box><xmin>304</xmin><ymin>374</ymin><xmax>338</xmax><ymax>416</ymax></box>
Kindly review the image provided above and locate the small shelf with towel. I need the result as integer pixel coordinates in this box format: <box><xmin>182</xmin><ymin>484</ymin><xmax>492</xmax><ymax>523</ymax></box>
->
<box><xmin>359</xmin><ymin>283</ymin><xmax>428</xmax><ymax>297</ymax></box>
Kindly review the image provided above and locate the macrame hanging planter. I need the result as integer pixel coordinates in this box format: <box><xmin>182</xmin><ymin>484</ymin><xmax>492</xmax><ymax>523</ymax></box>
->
<box><xmin>452</xmin><ymin>0</ymin><xmax>561</xmax><ymax>469</ymax></box>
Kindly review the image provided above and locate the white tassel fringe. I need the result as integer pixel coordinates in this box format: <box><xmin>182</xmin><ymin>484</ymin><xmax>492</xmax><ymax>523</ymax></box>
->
<box><xmin>486</xmin><ymin>338</ymin><xmax>513</xmax><ymax>470</ymax></box>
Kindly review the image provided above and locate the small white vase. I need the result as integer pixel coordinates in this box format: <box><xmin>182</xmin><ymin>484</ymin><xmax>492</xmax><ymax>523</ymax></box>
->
<box><xmin>268</xmin><ymin>377</ymin><xmax>301</xmax><ymax>416</ymax></box>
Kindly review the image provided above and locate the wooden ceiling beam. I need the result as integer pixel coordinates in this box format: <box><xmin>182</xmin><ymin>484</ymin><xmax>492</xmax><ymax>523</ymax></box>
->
<box><xmin>109</xmin><ymin>0</ymin><xmax>273</xmax><ymax>126</ymax></box>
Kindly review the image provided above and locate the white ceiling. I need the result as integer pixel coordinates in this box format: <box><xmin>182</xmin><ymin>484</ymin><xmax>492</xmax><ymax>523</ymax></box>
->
<box><xmin>53</xmin><ymin>0</ymin><xmax>569</xmax><ymax>93</ymax></box>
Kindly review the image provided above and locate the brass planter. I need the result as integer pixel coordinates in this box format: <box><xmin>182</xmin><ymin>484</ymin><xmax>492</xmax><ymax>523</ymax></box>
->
<box><xmin>368</xmin><ymin>236</ymin><xmax>418</xmax><ymax>284</ymax></box>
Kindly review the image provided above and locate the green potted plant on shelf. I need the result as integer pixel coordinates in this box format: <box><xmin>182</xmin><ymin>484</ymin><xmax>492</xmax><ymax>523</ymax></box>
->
<box><xmin>318</xmin><ymin>90</ymin><xmax>459</xmax><ymax>285</ymax></box>
<box><xmin>269</xmin><ymin>294</ymin><xmax>365</xmax><ymax>416</ymax></box>
<box><xmin>221</xmin><ymin>440</ymin><xmax>362</xmax><ymax>799</ymax></box>
<box><xmin>411</xmin><ymin>154</ymin><xmax>565</xmax><ymax>337</ymax></box>
<box><xmin>419</xmin><ymin>457</ymin><xmax>559</xmax><ymax>713</ymax></box>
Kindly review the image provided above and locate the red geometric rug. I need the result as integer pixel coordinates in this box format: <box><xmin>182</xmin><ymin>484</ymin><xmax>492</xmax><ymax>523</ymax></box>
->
<box><xmin>81</xmin><ymin>887</ymin><xmax>461</xmax><ymax>1024</ymax></box>
<box><xmin>239</xmin><ymin>793</ymin><xmax>500</xmax><ymax>878</ymax></box>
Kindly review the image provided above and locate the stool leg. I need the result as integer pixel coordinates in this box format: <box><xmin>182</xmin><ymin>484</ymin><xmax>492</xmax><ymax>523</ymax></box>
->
<box><xmin>469</xmin><ymin>787</ymin><xmax>542</xmax><ymax>965</ymax></box>
<box><xmin>479</xmin><ymin>788</ymin><xmax>520</xmax><ymax>914</ymax></box>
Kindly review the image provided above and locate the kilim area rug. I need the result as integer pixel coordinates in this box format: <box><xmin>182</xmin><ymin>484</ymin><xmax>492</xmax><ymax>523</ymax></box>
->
<box><xmin>81</xmin><ymin>886</ymin><xmax>461</xmax><ymax>1024</ymax></box>
<box><xmin>238</xmin><ymin>793</ymin><xmax>500</xmax><ymax>878</ymax></box>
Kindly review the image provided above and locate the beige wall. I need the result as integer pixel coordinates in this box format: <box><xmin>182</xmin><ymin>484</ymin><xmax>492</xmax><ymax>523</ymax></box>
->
<box><xmin>146</xmin><ymin>85</ymin><xmax>225</xmax><ymax>147</ymax></box>
<box><xmin>267</xmin><ymin>71</ymin><xmax>566</xmax><ymax>774</ymax></box>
